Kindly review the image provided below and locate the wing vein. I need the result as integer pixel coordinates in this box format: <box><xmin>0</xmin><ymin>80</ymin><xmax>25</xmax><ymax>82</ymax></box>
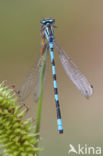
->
<box><xmin>54</xmin><ymin>41</ymin><xmax>93</xmax><ymax>98</ymax></box>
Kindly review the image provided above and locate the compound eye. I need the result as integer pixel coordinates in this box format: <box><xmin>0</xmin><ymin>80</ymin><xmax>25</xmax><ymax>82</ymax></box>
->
<box><xmin>49</xmin><ymin>19</ymin><xmax>55</xmax><ymax>23</ymax></box>
<box><xmin>40</xmin><ymin>20</ymin><xmax>46</xmax><ymax>25</ymax></box>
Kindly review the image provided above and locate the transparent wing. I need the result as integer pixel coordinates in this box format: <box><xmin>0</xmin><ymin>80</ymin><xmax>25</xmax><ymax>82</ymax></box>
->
<box><xmin>34</xmin><ymin>47</ymin><xmax>49</xmax><ymax>102</ymax></box>
<box><xmin>17</xmin><ymin>57</ymin><xmax>42</xmax><ymax>102</ymax></box>
<box><xmin>33</xmin><ymin>61</ymin><xmax>42</xmax><ymax>102</ymax></box>
<box><xmin>17</xmin><ymin>47</ymin><xmax>48</xmax><ymax>102</ymax></box>
<box><xmin>54</xmin><ymin>41</ymin><xmax>93</xmax><ymax>98</ymax></box>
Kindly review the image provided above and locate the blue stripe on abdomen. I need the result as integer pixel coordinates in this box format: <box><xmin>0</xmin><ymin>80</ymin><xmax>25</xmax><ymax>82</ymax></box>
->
<box><xmin>55</xmin><ymin>94</ymin><xmax>59</xmax><ymax>101</ymax></box>
<box><xmin>53</xmin><ymin>80</ymin><xmax>57</xmax><ymax>88</ymax></box>
<box><xmin>57</xmin><ymin>119</ymin><xmax>63</xmax><ymax>131</ymax></box>
<box><xmin>52</xmin><ymin>66</ymin><xmax>56</xmax><ymax>75</ymax></box>
<box><xmin>50</xmin><ymin>51</ymin><xmax>54</xmax><ymax>60</ymax></box>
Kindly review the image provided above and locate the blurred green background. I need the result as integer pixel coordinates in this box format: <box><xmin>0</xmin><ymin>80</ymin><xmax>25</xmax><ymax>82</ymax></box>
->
<box><xmin>0</xmin><ymin>0</ymin><xmax>103</xmax><ymax>155</ymax></box>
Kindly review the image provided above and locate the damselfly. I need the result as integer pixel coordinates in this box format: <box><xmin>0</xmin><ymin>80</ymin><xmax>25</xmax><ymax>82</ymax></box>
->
<box><xmin>17</xmin><ymin>18</ymin><xmax>93</xmax><ymax>134</ymax></box>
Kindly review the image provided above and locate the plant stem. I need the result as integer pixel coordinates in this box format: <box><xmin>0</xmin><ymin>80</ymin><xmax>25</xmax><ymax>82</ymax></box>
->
<box><xmin>35</xmin><ymin>51</ymin><xmax>47</xmax><ymax>142</ymax></box>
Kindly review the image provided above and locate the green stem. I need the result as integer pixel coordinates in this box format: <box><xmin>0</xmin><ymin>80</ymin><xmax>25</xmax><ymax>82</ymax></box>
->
<box><xmin>35</xmin><ymin>51</ymin><xmax>47</xmax><ymax>142</ymax></box>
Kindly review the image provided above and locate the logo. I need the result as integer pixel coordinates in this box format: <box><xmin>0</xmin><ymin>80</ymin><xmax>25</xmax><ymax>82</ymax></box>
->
<box><xmin>68</xmin><ymin>144</ymin><xmax>101</xmax><ymax>155</ymax></box>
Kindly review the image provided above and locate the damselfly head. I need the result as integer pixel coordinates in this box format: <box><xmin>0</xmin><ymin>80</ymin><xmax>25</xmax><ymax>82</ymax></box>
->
<box><xmin>40</xmin><ymin>18</ymin><xmax>55</xmax><ymax>25</ymax></box>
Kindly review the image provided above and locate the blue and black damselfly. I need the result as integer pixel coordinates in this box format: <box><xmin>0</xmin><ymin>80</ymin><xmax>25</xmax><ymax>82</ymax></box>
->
<box><xmin>17</xmin><ymin>18</ymin><xmax>93</xmax><ymax>134</ymax></box>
